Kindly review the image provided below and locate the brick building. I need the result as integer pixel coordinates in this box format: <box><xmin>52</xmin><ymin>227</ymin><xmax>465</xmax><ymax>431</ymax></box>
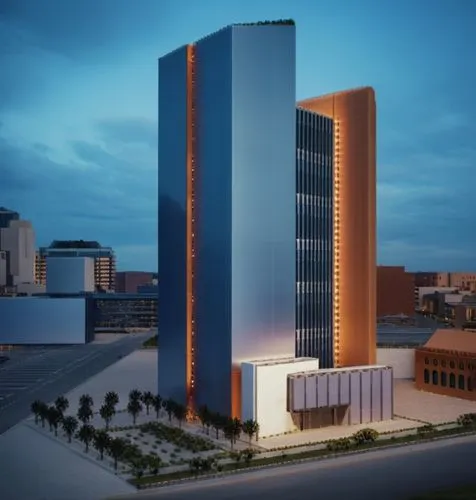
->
<box><xmin>377</xmin><ymin>266</ymin><xmax>414</xmax><ymax>317</ymax></box>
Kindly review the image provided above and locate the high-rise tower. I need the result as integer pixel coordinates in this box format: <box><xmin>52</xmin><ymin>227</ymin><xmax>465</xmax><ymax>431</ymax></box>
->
<box><xmin>158</xmin><ymin>22</ymin><xmax>297</xmax><ymax>418</ymax></box>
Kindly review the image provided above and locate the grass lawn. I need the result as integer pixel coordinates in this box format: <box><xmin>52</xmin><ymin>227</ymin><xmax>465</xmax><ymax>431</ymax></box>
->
<box><xmin>412</xmin><ymin>485</ymin><xmax>476</xmax><ymax>499</ymax></box>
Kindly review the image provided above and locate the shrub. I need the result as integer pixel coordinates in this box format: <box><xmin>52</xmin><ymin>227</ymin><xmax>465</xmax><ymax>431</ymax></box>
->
<box><xmin>140</xmin><ymin>422</ymin><xmax>216</xmax><ymax>452</ymax></box>
<box><xmin>326</xmin><ymin>437</ymin><xmax>353</xmax><ymax>451</ymax></box>
<box><xmin>417</xmin><ymin>424</ymin><xmax>436</xmax><ymax>436</ymax></box>
<box><xmin>352</xmin><ymin>428</ymin><xmax>379</xmax><ymax>446</ymax></box>
<box><xmin>457</xmin><ymin>413</ymin><xmax>476</xmax><ymax>427</ymax></box>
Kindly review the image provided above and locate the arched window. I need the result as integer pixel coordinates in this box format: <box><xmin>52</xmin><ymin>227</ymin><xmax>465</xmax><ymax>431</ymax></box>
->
<box><xmin>441</xmin><ymin>360</ymin><xmax>447</xmax><ymax>368</ymax></box>
<box><xmin>468</xmin><ymin>377</ymin><xmax>473</xmax><ymax>392</ymax></box>
<box><xmin>424</xmin><ymin>369</ymin><xmax>430</xmax><ymax>384</ymax></box>
<box><xmin>450</xmin><ymin>361</ymin><xmax>455</xmax><ymax>369</ymax></box>
<box><xmin>459</xmin><ymin>362</ymin><xmax>465</xmax><ymax>371</ymax></box>
<box><xmin>441</xmin><ymin>371</ymin><xmax>447</xmax><ymax>387</ymax></box>
<box><xmin>425</xmin><ymin>357</ymin><xmax>429</xmax><ymax>365</ymax></box>
<box><xmin>450</xmin><ymin>373</ymin><xmax>456</xmax><ymax>388</ymax></box>
<box><xmin>458</xmin><ymin>374</ymin><xmax>465</xmax><ymax>390</ymax></box>
<box><xmin>432</xmin><ymin>370</ymin><xmax>438</xmax><ymax>385</ymax></box>
<box><xmin>433</xmin><ymin>359</ymin><xmax>438</xmax><ymax>366</ymax></box>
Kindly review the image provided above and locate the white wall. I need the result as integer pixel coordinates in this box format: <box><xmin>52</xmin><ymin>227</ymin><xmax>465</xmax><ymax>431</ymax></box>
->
<box><xmin>377</xmin><ymin>348</ymin><xmax>415</xmax><ymax>379</ymax></box>
<box><xmin>241</xmin><ymin>358</ymin><xmax>319</xmax><ymax>437</ymax></box>
<box><xmin>0</xmin><ymin>297</ymin><xmax>88</xmax><ymax>344</ymax></box>
<box><xmin>46</xmin><ymin>257</ymin><xmax>95</xmax><ymax>294</ymax></box>
<box><xmin>418</xmin><ymin>287</ymin><xmax>457</xmax><ymax>307</ymax></box>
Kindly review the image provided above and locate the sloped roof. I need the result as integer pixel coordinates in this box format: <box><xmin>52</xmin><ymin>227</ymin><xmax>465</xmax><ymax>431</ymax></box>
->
<box><xmin>423</xmin><ymin>329</ymin><xmax>476</xmax><ymax>354</ymax></box>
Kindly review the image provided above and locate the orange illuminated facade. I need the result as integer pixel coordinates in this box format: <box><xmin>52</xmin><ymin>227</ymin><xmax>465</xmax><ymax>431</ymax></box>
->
<box><xmin>185</xmin><ymin>44</ymin><xmax>196</xmax><ymax>409</ymax></box>
<box><xmin>298</xmin><ymin>88</ymin><xmax>377</xmax><ymax>367</ymax></box>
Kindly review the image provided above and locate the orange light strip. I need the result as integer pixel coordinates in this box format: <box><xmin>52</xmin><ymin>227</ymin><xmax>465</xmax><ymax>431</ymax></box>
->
<box><xmin>186</xmin><ymin>44</ymin><xmax>196</xmax><ymax>409</ymax></box>
<box><xmin>333</xmin><ymin>117</ymin><xmax>341</xmax><ymax>367</ymax></box>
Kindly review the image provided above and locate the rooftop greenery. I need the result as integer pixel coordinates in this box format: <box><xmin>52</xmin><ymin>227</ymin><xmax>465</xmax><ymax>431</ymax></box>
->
<box><xmin>236</xmin><ymin>19</ymin><xmax>295</xmax><ymax>27</ymax></box>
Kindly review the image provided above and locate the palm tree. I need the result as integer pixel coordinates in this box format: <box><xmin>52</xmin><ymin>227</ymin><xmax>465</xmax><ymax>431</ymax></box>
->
<box><xmin>77</xmin><ymin>424</ymin><xmax>95</xmax><ymax>453</ymax></box>
<box><xmin>162</xmin><ymin>399</ymin><xmax>175</xmax><ymax>423</ymax></box>
<box><xmin>141</xmin><ymin>391</ymin><xmax>154</xmax><ymax>415</ymax></box>
<box><xmin>197</xmin><ymin>405</ymin><xmax>210</xmax><ymax>433</ymax></box>
<box><xmin>31</xmin><ymin>400</ymin><xmax>42</xmax><ymax>425</ymax></box>
<box><xmin>62</xmin><ymin>416</ymin><xmax>79</xmax><ymax>443</ymax></box>
<box><xmin>107</xmin><ymin>437</ymin><xmax>127</xmax><ymax>470</ymax></box>
<box><xmin>93</xmin><ymin>429</ymin><xmax>111</xmax><ymax>460</ymax></box>
<box><xmin>211</xmin><ymin>412</ymin><xmax>223</xmax><ymax>440</ymax></box>
<box><xmin>128</xmin><ymin>389</ymin><xmax>142</xmax><ymax>403</ymax></box>
<box><xmin>224</xmin><ymin>417</ymin><xmax>242</xmax><ymax>450</ymax></box>
<box><xmin>104</xmin><ymin>391</ymin><xmax>119</xmax><ymax>409</ymax></box>
<box><xmin>127</xmin><ymin>399</ymin><xmax>143</xmax><ymax>425</ymax></box>
<box><xmin>152</xmin><ymin>395</ymin><xmax>162</xmax><ymax>419</ymax></box>
<box><xmin>242</xmin><ymin>419</ymin><xmax>259</xmax><ymax>444</ymax></box>
<box><xmin>47</xmin><ymin>406</ymin><xmax>62</xmax><ymax>435</ymax></box>
<box><xmin>55</xmin><ymin>395</ymin><xmax>69</xmax><ymax>416</ymax></box>
<box><xmin>77</xmin><ymin>404</ymin><xmax>93</xmax><ymax>424</ymax></box>
<box><xmin>38</xmin><ymin>402</ymin><xmax>49</xmax><ymax>428</ymax></box>
<box><xmin>145</xmin><ymin>454</ymin><xmax>162</xmax><ymax>475</ymax></box>
<box><xmin>79</xmin><ymin>394</ymin><xmax>93</xmax><ymax>409</ymax></box>
<box><xmin>173</xmin><ymin>403</ymin><xmax>187</xmax><ymax>428</ymax></box>
<box><xmin>99</xmin><ymin>404</ymin><xmax>115</xmax><ymax>430</ymax></box>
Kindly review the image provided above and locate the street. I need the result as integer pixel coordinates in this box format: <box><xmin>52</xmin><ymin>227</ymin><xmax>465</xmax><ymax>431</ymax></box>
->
<box><xmin>0</xmin><ymin>332</ymin><xmax>153</xmax><ymax>434</ymax></box>
<box><xmin>110</xmin><ymin>435</ymin><xmax>476</xmax><ymax>500</ymax></box>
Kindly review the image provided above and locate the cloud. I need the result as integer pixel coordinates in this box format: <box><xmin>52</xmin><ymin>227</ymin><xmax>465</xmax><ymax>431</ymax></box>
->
<box><xmin>97</xmin><ymin>118</ymin><xmax>157</xmax><ymax>149</ymax></box>
<box><xmin>0</xmin><ymin>131</ymin><xmax>157</xmax><ymax>267</ymax></box>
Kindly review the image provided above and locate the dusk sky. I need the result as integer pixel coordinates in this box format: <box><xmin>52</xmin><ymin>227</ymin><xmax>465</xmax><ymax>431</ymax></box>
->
<box><xmin>0</xmin><ymin>0</ymin><xmax>474</xmax><ymax>272</ymax></box>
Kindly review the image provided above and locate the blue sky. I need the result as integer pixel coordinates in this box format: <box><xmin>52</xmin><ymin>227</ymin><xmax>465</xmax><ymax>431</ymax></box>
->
<box><xmin>0</xmin><ymin>0</ymin><xmax>474</xmax><ymax>272</ymax></box>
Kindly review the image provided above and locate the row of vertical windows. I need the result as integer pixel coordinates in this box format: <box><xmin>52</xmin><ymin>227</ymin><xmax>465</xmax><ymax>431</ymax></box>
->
<box><xmin>423</xmin><ymin>369</ymin><xmax>473</xmax><ymax>391</ymax></box>
<box><xmin>424</xmin><ymin>357</ymin><xmax>476</xmax><ymax>370</ymax></box>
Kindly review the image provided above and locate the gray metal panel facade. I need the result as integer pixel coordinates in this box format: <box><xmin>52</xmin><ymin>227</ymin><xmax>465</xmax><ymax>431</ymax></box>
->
<box><xmin>296</xmin><ymin>109</ymin><xmax>334</xmax><ymax>367</ymax></box>
<box><xmin>193</xmin><ymin>28</ymin><xmax>233</xmax><ymax>413</ymax></box>
<box><xmin>0</xmin><ymin>297</ymin><xmax>87</xmax><ymax>344</ymax></box>
<box><xmin>230</xmin><ymin>25</ymin><xmax>296</xmax><ymax>367</ymax></box>
<box><xmin>157</xmin><ymin>45</ymin><xmax>189</xmax><ymax>404</ymax></box>
<box><xmin>288</xmin><ymin>367</ymin><xmax>394</xmax><ymax>426</ymax></box>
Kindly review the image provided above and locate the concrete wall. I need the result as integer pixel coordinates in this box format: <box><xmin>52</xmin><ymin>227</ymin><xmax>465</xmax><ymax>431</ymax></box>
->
<box><xmin>288</xmin><ymin>366</ymin><xmax>393</xmax><ymax>425</ymax></box>
<box><xmin>46</xmin><ymin>257</ymin><xmax>95</xmax><ymax>294</ymax></box>
<box><xmin>0</xmin><ymin>297</ymin><xmax>88</xmax><ymax>344</ymax></box>
<box><xmin>377</xmin><ymin>348</ymin><xmax>415</xmax><ymax>379</ymax></box>
<box><xmin>241</xmin><ymin>358</ymin><xmax>318</xmax><ymax>437</ymax></box>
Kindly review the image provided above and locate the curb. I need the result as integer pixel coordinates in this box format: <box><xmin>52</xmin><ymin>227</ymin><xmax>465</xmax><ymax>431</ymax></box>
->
<box><xmin>135</xmin><ymin>430</ymin><xmax>476</xmax><ymax>490</ymax></box>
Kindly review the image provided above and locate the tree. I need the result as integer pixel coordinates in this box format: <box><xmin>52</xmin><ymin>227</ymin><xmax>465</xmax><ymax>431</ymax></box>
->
<box><xmin>141</xmin><ymin>391</ymin><xmax>154</xmax><ymax>415</ymax></box>
<box><xmin>211</xmin><ymin>412</ymin><xmax>224</xmax><ymax>440</ymax></box>
<box><xmin>197</xmin><ymin>405</ymin><xmax>211</xmax><ymax>434</ymax></box>
<box><xmin>79</xmin><ymin>394</ymin><xmax>93</xmax><ymax>409</ymax></box>
<box><xmin>145</xmin><ymin>454</ymin><xmax>162</xmax><ymax>475</ymax></box>
<box><xmin>77</xmin><ymin>424</ymin><xmax>95</xmax><ymax>453</ymax></box>
<box><xmin>163</xmin><ymin>399</ymin><xmax>175</xmax><ymax>423</ymax></box>
<box><xmin>62</xmin><ymin>416</ymin><xmax>79</xmax><ymax>443</ymax></box>
<box><xmin>152</xmin><ymin>395</ymin><xmax>162</xmax><ymax>419</ymax></box>
<box><xmin>93</xmin><ymin>429</ymin><xmax>111</xmax><ymax>460</ymax></box>
<box><xmin>55</xmin><ymin>395</ymin><xmax>69</xmax><ymax>416</ymax></box>
<box><xmin>242</xmin><ymin>419</ymin><xmax>259</xmax><ymax>444</ymax></box>
<box><xmin>224</xmin><ymin>417</ymin><xmax>242</xmax><ymax>449</ymax></box>
<box><xmin>107</xmin><ymin>437</ymin><xmax>127</xmax><ymax>470</ymax></box>
<box><xmin>104</xmin><ymin>391</ymin><xmax>119</xmax><ymax>409</ymax></box>
<box><xmin>47</xmin><ymin>406</ymin><xmax>62</xmax><ymax>435</ymax></box>
<box><xmin>127</xmin><ymin>399</ymin><xmax>143</xmax><ymax>425</ymax></box>
<box><xmin>173</xmin><ymin>403</ymin><xmax>187</xmax><ymax>428</ymax></box>
<box><xmin>31</xmin><ymin>400</ymin><xmax>43</xmax><ymax>425</ymax></box>
<box><xmin>130</xmin><ymin>456</ymin><xmax>148</xmax><ymax>480</ymax></box>
<box><xmin>38</xmin><ymin>402</ymin><xmax>49</xmax><ymax>428</ymax></box>
<box><xmin>128</xmin><ymin>389</ymin><xmax>142</xmax><ymax>403</ymax></box>
<box><xmin>77</xmin><ymin>404</ymin><xmax>93</xmax><ymax>424</ymax></box>
<box><xmin>99</xmin><ymin>403</ymin><xmax>115</xmax><ymax>430</ymax></box>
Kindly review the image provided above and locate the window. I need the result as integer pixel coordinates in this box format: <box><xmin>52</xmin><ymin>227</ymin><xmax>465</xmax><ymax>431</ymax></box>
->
<box><xmin>441</xmin><ymin>371</ymin><xmax>447</xmax><ymax>387</ymax></box>
<box><xmin>441</xmin><ymin>360</ymin><xmax>447</xmax><ymax>368</ymax></box>
<box><xmin>433</xmin><ymin>359</ymin><xmax>438</xmax><ymax>366</ymax></box>
<box><xmin>450</xmin><ymin>361</ymin><xmax>455</xmax><ymax>369</ymax></box>
<box><xmin>424</xmin><ymin>357</ymin><xmax>429</xmax><ymax>365</ymax></box>
<box><xmin>459</xmin><ymin>362</ymin><xmax>465</xmax><ymax>371</ymax></box>
<box><xmin>450</xmin><ymin>373</ymin><xmax>456</xmax><ymax>388</ymax></box>
<box><xmin>432</xmin><ymin>370</ymin><xmax>438</xmax><ymax>385</ymax></box>
<box><xmin>468</xmin><ymin>377</ymin><xmax>473</xmax><ymax>392</ymax></box>
<box><xmin>458</xmin><ymin>374</ymin><xmax>465</xmax><ymax>390</ymax></box>
<box><xmin>424</xmin><ymin>369</ymin><xmax>430</xmax><ymax>384</ymax></box>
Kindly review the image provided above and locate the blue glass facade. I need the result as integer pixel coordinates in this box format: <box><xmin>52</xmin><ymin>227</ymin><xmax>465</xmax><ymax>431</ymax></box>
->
<box><xmin>158</xmin><ymin>24</ymin><xmax>296</xmax><ymax>417</ymax></box>
<box><xmin>295</xmin><ymin>108</ymin><xmax>334</xmax><ymax>368</ymax></box>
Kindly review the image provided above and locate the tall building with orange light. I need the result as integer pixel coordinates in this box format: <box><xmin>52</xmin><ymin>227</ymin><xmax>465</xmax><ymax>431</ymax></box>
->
<box><xmin>298</xmin><ymin>88</ymin><xmax>377</xmax><ymax>367</ymax></box>
<box><xmin>158</xmin><ymin>23</ymin><xmax>297</xmax><ymax>418</ymax></box>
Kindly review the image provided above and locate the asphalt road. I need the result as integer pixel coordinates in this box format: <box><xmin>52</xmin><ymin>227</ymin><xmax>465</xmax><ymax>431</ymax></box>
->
<box><xmin>0</xmin><ymin>332</ymin><xmax>153</xmax><ymax>435</ymax></box>
<box><xmin>110</xmin><ymin>435</ymin><xmax>476</xmax><ymax>500</ymax></box>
